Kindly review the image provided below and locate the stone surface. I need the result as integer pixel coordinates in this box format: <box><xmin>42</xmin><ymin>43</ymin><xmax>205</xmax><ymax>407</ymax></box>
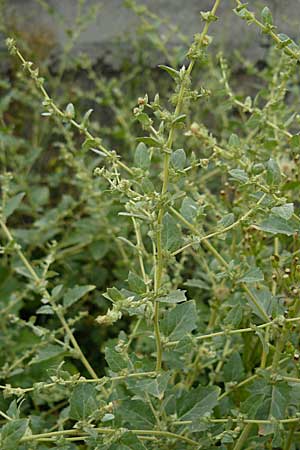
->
<box><xmin>1</xmin><ymin>0</ymin><xmax>300</xmax><ymax>68</ymax></box>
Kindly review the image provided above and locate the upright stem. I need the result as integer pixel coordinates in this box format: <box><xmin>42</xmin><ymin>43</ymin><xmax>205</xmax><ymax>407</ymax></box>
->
<box><xmin>232</xmin><ymin>423</ymin><xmax>253</xmax><ymax>450</ymax></box>
<box><xmin>272</xmin><ymin>328</ymin><xmax>288</xmax><ymax>372</ymax></box>
<box><xmin>284</xmin><ymin>424</ymin><xmax>296</xmax><ymax>450</ymax></box>
<box><xmin>153</xmin><ymin>0</ymin><xmax>221</xmax><ymax>372</ymax></box>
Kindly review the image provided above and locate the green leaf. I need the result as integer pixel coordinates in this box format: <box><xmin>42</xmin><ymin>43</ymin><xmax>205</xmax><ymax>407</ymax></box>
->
<box><xmin>65</xmin><ymin>102</ymin><xmax>75</xmax><ymax>119</ymax></box>
<box><xmin>63</xmin><ymin>285</ymin><xmax>96</xmax><ymax>307</ymax></box>
<box><xmin>69</xmin><ymin>384</ymin><xmax>98</xmax><ymax>420</ymax></box>
<box><xmin>266</xmin><ymin>158</ymin><xmax>281</xmax><ymax>185</ymax></box>
<box><xmin>3</xmin><ymin>192</ymin><xmax>25</xmax><ymax>218</ymax></box>
<box><xmin>157</xmin><ymin>289</ymin><xmax>187</xmax><ymax>304</ymax></box>
<box><xmin>1</xmin><ymin>419</ymin><xmax>29</xmax><ymax>450</ymax></box>
<box><xmin>134</xmin><ymin>142</ymin><xmax>150</xmax><ymax>169</ymax></box>
<box><xmin>247</xmin><ymin>286</ymin><xmax>282</xmax><ymax>321</ymax></box>
<box><xmin>36</xmin><ymin>304</ymin><xmax>54</xmax><ymax>315</ymax></box>
<box><xmin>241</xmin><ymin>378</ymin><xmax>268</xmax><ymax>415</ymax></box>
<box><xmin>278</xmin><ymin>33</ymin><xmax>293</xmax><ymax>47</ymax></box>
<box><xmin>171</xmin><ymin>148</ymin><xmax>186</xmax><ymax>170</ymax></box>
<box><xmin>30</xmin><ymin>186</ymin><xmax>49</xmax><ymax>206</ymax></box>
<box><xmin>81</xmin><ymin>108</ymin><xmax>93</xmax><ymax>127</ymax></box>
<box><xmin>82</xmin><ymin>138</ymin><xmax>99</xmax><ymax>153</ymax></box>
<box><xmin>29</xmin><ymin>344</ymin><xmax>65</xmax><ymax>365</ymax></box>
<box><xmin>90</xmin><ymin>240</ymin><xmax>109</xmax><ymax>260</ymax></box>
<box><xmin>290</xmin><ymin>134</ymin><xmax>300</xmax><ymax>149</ymax></box>
<box><xmin>134</xmin><ymin>112</ymin><xmax>152</xmax><ymax>127</ymax></box>
<box><xmin>223</xmin><ymin>353</ymin><xmax>245</xmax><ymax>382</ymax></box>
<box><xmin>136</xmin><ymin>136</ymin><xmax>161</xmax><ymax>147</ymax></box>
<box><xmin>271</xmin><ymin>203</ymin><xmax>294</xmax><ymax>220</ymax></box>
<box><xmin>108</xmin><ymin>431</ymin><xmax>147</xmax><ymax>450</ymax></box>
<box><xmin>228</xmin><ymin>133</ymin><xmax>240</xmax><ymax>147</ymax></box>
<box><xmin>242</xmin><ymin>380</ymin><xmax>290</xmax><ymax>420</ymax></box>
<box><xmin>261</xmin><ymin>6</ymin><xmax>273</xmax><ymax>25</ymax></box>
<box><xmin>105</xmin><ymin>343</ymin><xmax>128</xmax><ymax>372</ymax></box>
<box><xmin>172</xmin><ymin>114</ymin><xmax>187</xmax><ymax>125</ymax></box>
<box><xmin>118</xmin><ymin>400</ymin><xmax>155</xmax><ymax>429</ymax></box>
<box><xmin>180</xmin><ymin>197</ymin><xmax>198</xmax><ymax>223</ymax></box>
<box><xmin>247</xmin><ymin>112</ymin><xmax>261</xmax><ymax>129</ymax></box>
<box><xmin>224</xmin><ymin>303</ymin><xmax>243</xmax><ymax>327</ymax></box>
<box><xmin>184</xmin><ymin>278</ymin><xmax>210</xmax><ymax>290</ymax></box>
<box><xmin>131</xmin><ymin>372</ymin><xmax>171</xmax><ymax>399</ymax></box>
<box><xmin>162</xmin><ymin>213</ymin><xmax>182</xmax><ymax>252</ymax></box>
<box><xmin>161</xmin><ymin>300</ymin><xmax>197</xmax><ymax>340</ymax></box>
<box><xmin>257</xmin><ymin>215</ymin><xmax>295</xmax><ymax>236</ymax></box>
<box><xmin>177</xmin><ymin>385</ymin><xmax>220</xmax><ymax>421</ymax></box>
<box><xmin>104</xmin><ymin>286</ymin><xmax>125</xmax><ymax>303</ymax></box>
<box><xmin>218</xmin><ymin>213</ymin><xmax>235</xmax><ymax>228</ymax></box>
<box><xmin>158</xmin><ymin>64</ymin><xmax>179</xmax><ymax>80</ymax></box>
<box><xmin>239</xmin><ymin>266</ymin><xmax>264</xmax><ymax>284</ymax></box>
<box><xmin>141</xmin><ymin>178</ymin><xmax>155</xmax><ymax>193</ymax></box>
<box><xmin>228</xmin><ymin>169</ymin><xmax>249</xmax><ymax>183</ymax></box>
<box><xmin>52</xmin><ymin>284</ymin><xmax>64</xmax><ymax>299</ymax></box>
<box><xmin>127</xmin><ymin>271</ymin><xmax>146</xmax><ymax>294</ymax></box>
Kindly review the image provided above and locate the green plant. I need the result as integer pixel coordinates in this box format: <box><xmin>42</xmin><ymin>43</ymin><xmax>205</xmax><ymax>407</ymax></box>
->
<box><xmin>2</xmin><ymin>1</ymin><xmax>300</xmax><ymax>448</ymax></box>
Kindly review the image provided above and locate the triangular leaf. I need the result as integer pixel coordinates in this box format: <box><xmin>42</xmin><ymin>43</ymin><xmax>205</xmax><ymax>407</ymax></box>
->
<box><xmin>158</xmin><ymin>64</ymin><xmax>179</xmax><ymax>80</ymax></box>
<box><xmin>162</xmin><ymin>213</ymin><xmax>182</xmax><ymax>252</ymax></box>
<box><xmin>271</xmin><ymin>203</ymin><xmax>294</xmax><ymax>220</ymax></box>
<box><xmin>105</xmin><ymin>343</ymin><xmax>128</xmax><ymax>372</ymax></box>
<box><xmin>118</xmin><ymin>400</ymin><xmax>155</xmax><ymax>429</ymax></box>
<box><xmin>239</xmin><ymin>266</ymin><xmax>264</xmax><ymax>284</ymax></box>
<box><xmin>69</xmin><ymin>384</ymin><xmax>98</xmax><ymax>420</ymax></box>
<box><xmin>161</xmin><ymin>300</ymin><xmax>197</xmax><ymax>340</ymax></box>
<box><xmin>136</xmin><ymin>136</ymin><xmax>161</xmax><ymax>147</ymax></box>
<box><xmin>29</xmin><ymin>344</ymin><xmax>66</xmax><ymax>365</ymax></box>
<box><xmin>3</xmin><ymin>192</ymin><xmax>25</xmax><ymax>219</ymax></box>
<box><xmin>127</xmin><ymin>272</ymin><xmax>146</xmax><ymax>294</ymax></box>
<box><xmin>171</xmin><ymin>148</ymin><xmax>186</xmax><ymax>170</ymax></box>
<box><xmin>1</xmin><ymin>419</ymin><xmax>29</xmax><ymax>450</ymax></box>
<box><xmin>157</xmin><ymin>289</ymin><xmax>187</xmax><ymax>304</ymax></box>
<box><xmin>256</xmin><ymin>215</ymin><xmax>295</xmax><ymax>236</ymax></box>
<box><xmin>180</xmin><ymin>197</ymin><xmax>198</xmax><ymax>223</ymax></box>
<box><xmin>63</xmin><ymin>285</ymin><xmax>96</xmax><ymax>307</ymax></box>
<box><xmin>108</xmin><ymin>431</ymin><xmax>147</xmax><ymax>450</ymax></box>
<box><xmin>177</xmin><ymin>385</ymin><xmax>220</xmax><ymax>421</ymax></box>
<box><xmin>134</xmin><ymin>142</ymin><xmax>150</xmax><ymax>169</ymax></box>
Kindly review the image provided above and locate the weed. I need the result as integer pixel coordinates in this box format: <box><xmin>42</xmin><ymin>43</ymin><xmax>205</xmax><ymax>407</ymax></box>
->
<box><xmin>1</xmin><ymin>1</ymin><xmax>300</xmax><ymax>448</ymax></box>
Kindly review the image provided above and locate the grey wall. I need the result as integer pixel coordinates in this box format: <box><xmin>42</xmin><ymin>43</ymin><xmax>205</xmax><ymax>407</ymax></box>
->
<box><xmin>2</xmin><ymin>0</ymin><xmax>300</xmax><ymax>68</ymax></box>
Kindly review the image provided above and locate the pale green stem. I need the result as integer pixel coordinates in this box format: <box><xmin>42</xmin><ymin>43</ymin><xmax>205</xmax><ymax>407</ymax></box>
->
<box><xmin>20</xmin><ymin>427</ymin><xmax>199</xmax><ymax>446</ymax></box>
<box><xmin>165</xmin><ymin>315</ymin><xmax>300</xmax><ymax>347</ymax></box>
<box><xmin>153</xmin><ymin>0</ymin><xmax>221</xmax><ymax>372</ymax></box>
<box><xmin>284</xmin><ymin>424</ymin><xmax>297</xmax><ymax>450</ymax></box>
<box><xmin>12</xmin><ymin>48</ymin><xmax>133</xmax><ymax>176</ymax></box>
<box><xmin>232</xmin><ymin>423</ymin><xmax>253</xmax><ymax>450</ymax></box>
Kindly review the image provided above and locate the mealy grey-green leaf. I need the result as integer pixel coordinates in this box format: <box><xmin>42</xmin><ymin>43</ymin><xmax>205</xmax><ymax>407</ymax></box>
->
<box><xmin>162</xmin><ymin>213</ymin><xmax>182</xmax><ymax>252</ymax></box>
<box><xmin>105</xmin><ymin>343</ymin><xmax>128</xmax><ymax>372</ymax></box>
<box><xmin>161</xmin><ymin>300</ymin><xmax>197</xmax><ymax>340</ymax></box>
<box><xmin>69</xmin><ymin>384</ymin><xmax>99</xmax><ymax>420</ymax></box>
<box><xmin>63</xmin><ymin>284</ymin><xmax>96</xmax><ymax>307</ymax></box>
<box><xmin>157</xmin><ymin>289</ymin><xmax>187</xmax><ymax>304</ymax></box>
<box><xmin>3</xmin><ymin>192</ymin><xmax>25</xmax><ymax>219</ymax></box>
<box><xmin>177</xmin><ymin>385</ymin><xmax>220</xmax><ymax>420</ymax></box>
<box><xmin>1</xmin><ymin>419</ymin><xmax>29</xmax><ymax>450</ymax></box>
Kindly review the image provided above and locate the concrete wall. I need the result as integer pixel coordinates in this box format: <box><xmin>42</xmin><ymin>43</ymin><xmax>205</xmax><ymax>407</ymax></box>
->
<box><xmin>2</xmin><ymin>0</ymin><xmax>300</xmax><ymax>68</ymax></box>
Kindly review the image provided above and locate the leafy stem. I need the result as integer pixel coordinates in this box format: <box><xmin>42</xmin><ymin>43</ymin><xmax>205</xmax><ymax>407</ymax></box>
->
<box><xmin>153</xmin><ymin>0</ymin><xmax>221</xmax><ymax>372</ymax></box>
<box><xmin>0</xmin><ymin>218</ymin><xmax>99</xmax><ymax>380</ymax></box>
